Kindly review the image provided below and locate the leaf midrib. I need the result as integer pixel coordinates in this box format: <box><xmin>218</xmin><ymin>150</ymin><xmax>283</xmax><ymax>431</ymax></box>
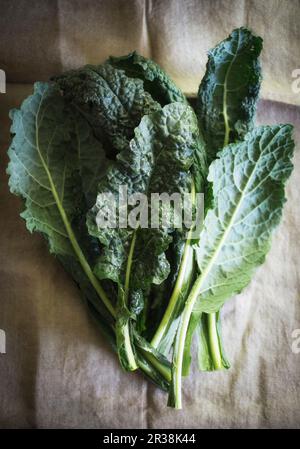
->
<box><xmin>34</xmin><ymin>91</ymin><xmax>116</xmax><ymax>318</ymax></box>
<box><xmin>191</xmin><ymin>128</ymin><xmax>282</xmax><ymax>306</ymax></box>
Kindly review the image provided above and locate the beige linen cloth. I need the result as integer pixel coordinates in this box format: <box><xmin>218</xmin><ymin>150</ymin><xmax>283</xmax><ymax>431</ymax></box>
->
<box><xmin>0</xmin><ymin>0</ymin><xmax>300</xmax><ymax>428</ymax></box>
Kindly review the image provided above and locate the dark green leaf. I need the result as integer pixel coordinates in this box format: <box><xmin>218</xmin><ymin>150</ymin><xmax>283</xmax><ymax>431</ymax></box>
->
<box><xmin>54</xmin><ymin>63</ymin><xmax>160</xmax><ymax>157</ymax></box>
<box><xmin>197</xmin><ymin>27</ymin><xmax>262</xmax><ymax>162</ymax></box>
<box><xmin>109</xmin><ymin>52</ymin><xmax>187</xmax><ymax>106</ymax></box>
<box><xmin>87</xmin><ymin>102</ymin><xmax>200</xmax><ymax>294</ymax></box>
<box><xmin>87</xmin><ymin>102</ymin><xmax>201</xmax><ymax>370</ymax></box>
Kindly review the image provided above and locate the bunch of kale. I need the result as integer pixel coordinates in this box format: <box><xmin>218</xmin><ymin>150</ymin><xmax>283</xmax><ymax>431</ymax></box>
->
<box><xmin>7</xmin><ymin>28</ymin><xmax>294</xmax><ymax>408</ymax></box>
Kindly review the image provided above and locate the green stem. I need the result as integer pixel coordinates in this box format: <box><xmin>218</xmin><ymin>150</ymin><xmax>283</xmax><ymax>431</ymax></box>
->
<box><xmin>135</xmin><ymin>353</ymin><xmax>170</xmax><ymax>392</ymax></box>
<box><xmin>168</xmin><ymin>315</ymin><xmax>183</xmax><ymax>409</ymax></box>
<box><xmin>107</xmin><ymin>321</ymin><xmax>171</xmax><ymax>384</ymax></box>
<box><xmin>151</xmin><ymin>182</ymin><xmax>196</xmax><ymax>349</ymax></box>
<box><xmin>89</xmin><ymin>299</ymin><xmax>171</xmax><ymax>388</ymax></box>
<box><xmin>124</xmin><ymin>231</ymin><xmax>137</xmax><ymax>300</ymax></box>
<box><xmin>139</xmin><ymin>349</ymin><xmax>171</xmax><ymax>383</ymax></box>
<box><xmin>60</xmin><ymin>205</ymin><xmax>116</xmax><ymax>318</ymax></box>
<box><xmin>170</xmin><ymin>276</ymin><xmax>202</xmax><ymax>408</ymax></box>
<box><xmin>120</xmin><ymin>231</ymin><xmax>138</xmax><ymax>371</ymax></box>
<box><xmin>207</xmin><ymin>312</ymin><xmax>223</xmax><ymax>369</ymax></box>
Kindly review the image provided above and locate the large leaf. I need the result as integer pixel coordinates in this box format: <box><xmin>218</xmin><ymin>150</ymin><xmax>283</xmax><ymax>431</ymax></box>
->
<box><xmin>7</xmin><ymin>82</ymin><xmax>114</xmax><ymax>320</ymax></box>
<box><xmin>7</xmin><ymin>82</ymin><xmax>173</xmax><ymax>385</ymax></box>
<box><xmin>54</xmin><ymin>63</ymin><xmax>160</xmax><ymax>156</ymax></box>
<box><xmin>107</xmin><ymin>53</ymin><xmax>207</xmax><ymax>355</ymax></box>
<box><xmin>149</xmin><ymin>125</ymin><xmax>207</xmax><ymax>354</ymax></box>
<box><xmin>197</xmin><ymin>27</ymin><xmax>262</xmax><ymax>162</ymax></box>
<box><xmin>170</xmin><ymin>124</ymin><xmax>294</xmax><ymax>409</ymax></box>
<box><xmin>108</xmin><ymin>52</ymin><xmax>187</xmax><ymax>106</ymax></box>
<box><xmin>193</xmin><ymin>124</ymin><xmax>294</xmax><ymax>313</ymax></box>
<box><xmin>192</xmin><ymin>27</ymin><xmax>263</xmax><ymax>375</ymax></box>
<box><xmin>87</xmin><ymin>102</ymin><xmax>202</xmax><ymax>369</ymax></box>
<box><xmin>87</xmin><ymin>102</ymin><xmax>201</xmax><ymax>294</ymax></box>
<box><xmin>108</xmin><ymin>53</ymin><xmax>203</xmax><ymax>343</ymax></box>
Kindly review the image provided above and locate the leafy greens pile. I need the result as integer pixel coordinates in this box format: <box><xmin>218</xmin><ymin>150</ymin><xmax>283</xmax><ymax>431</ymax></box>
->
<box><xmin>7</xmin><ymin>27</ymin><xmax>294</xmax><ymax>408</ymax></box>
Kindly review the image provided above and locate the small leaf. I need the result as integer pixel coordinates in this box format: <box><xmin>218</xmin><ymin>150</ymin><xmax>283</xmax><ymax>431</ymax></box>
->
<box><xmin>197</xmin><ymin>27</ymin><xmax>262</xmax><ymax>161</ymax></box>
